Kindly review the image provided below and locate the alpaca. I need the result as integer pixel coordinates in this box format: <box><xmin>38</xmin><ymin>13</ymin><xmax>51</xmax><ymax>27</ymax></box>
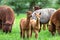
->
<box><xmin>48</xmin><ymin>9</ymin><xmax>60</xmax><ymax>35</ymax></box>
<box><xmin>0</xmin><ymin>5</ymin><xmax>15</xmax><ymax>33</ymax></box>
<box><xmin>30</xmin><ymin>13</ymin><xmax>41</xmax><ymax>39</ymax></box>
<box><xmin>20</xmin><ymin>11</ymin><xmax>32</xmax><ymax>38</ymax></box>
<box><xmin>32</xmin><ymin>8</ymin><xmax>56</xmax><ymax>30</ymax></box>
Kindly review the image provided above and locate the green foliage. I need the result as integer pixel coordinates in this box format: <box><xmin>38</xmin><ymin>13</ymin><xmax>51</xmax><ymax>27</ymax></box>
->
<box><xmin>57</xmin><ymin>0</ymin><xmax>60</xmax><ymax>4</ymax></box>
<box><xmin>39</xmin><ymin>0</ymin><xmax>50</xmax><ymax>8</ymax></box>
<box><xmin>0</xmin><ymin>0</ymin><xmax>60</xmax><ymax>14</ymax></box>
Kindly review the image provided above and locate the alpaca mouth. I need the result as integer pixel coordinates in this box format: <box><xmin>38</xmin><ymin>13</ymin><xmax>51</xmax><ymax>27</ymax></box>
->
<box><xmin>29</xmin><ymin>15</ymin><xmax>32</xmax><ymax>17</ymax></box>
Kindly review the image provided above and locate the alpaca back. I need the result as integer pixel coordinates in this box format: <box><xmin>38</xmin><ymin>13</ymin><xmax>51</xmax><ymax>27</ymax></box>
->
<box><xmin>20</xmin><ymin>18</ymin><xmax>27</xmax><ymax>29</ymax></box>
<box><xmin>32</xmin><ymin>8</ymin><xmax>56</xmax><ymax>24</ymax></box>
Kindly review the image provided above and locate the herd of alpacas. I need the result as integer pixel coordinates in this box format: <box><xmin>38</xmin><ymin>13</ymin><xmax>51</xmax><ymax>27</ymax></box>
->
<box><xmin>0</xmin><ymin>5</ymin><xmax>60</xmax><ymax>39</ymax></box>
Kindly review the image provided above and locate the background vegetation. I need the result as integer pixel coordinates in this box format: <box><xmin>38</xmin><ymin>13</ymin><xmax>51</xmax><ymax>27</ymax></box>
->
<box><xmin>0</xmin><ymin>0</ymin><xmax>60</xmax><ymax>15</ymax></box>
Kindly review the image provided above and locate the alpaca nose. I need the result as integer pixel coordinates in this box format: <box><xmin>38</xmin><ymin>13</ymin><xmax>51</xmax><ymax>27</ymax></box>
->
<box><xmin>38</xmin><ymin>17</ymin><xmax>40</xmax><ymax>20</ymax></box>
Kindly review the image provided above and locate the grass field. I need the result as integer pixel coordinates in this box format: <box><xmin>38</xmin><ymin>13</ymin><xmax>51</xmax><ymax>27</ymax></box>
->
<box><xmin>0</xmin><ymin>13</ymin><xmax>60</xmax><ymax>40</ymax></box>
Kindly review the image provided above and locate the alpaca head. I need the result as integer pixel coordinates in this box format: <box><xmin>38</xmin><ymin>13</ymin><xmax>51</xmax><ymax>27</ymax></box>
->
<box><xmin>26</xmin><ymin>11</ymin><xmax>32</xmax><ymax>18</ymax></box>
<box><xmin>3</xmin><ymin>21</ymin><xmax>12</xmax><ymax>28</ymax></box>
<box><xmin>34</xmin><ymin>6</ymin><xmax>41</xmax><ymax>11</ymax></box>
<box><xmin>35</xmin><ymin>13</ymin><xmax>41</xmax><ymax>20</ymax></box>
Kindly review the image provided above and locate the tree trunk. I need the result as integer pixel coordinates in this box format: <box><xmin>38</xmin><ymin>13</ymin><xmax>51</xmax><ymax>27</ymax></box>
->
<box><xmin>29</xmin><ymin>1</ymin><xmax>36</xmax><ymax>11</ymax></box>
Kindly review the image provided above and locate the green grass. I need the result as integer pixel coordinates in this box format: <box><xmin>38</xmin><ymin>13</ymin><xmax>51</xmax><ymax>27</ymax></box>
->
<box><xmin>0</xmin><ymin>13</ymin><xmax>60</xmax><ymax>40</ymax></box>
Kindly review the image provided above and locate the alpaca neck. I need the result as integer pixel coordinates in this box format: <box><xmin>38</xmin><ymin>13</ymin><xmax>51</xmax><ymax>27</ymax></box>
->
<box><xmin>26</xmin><ymin>17</ymin><xmax>30</xmax><ymax>27</ymax></box>
<box><xmin>27</xmin><ymin>17</ymin><xmax>30</xmax><ymax>22</ymax></box>
<box><xmin>36</xmin><ymin>18</ymin><xmax>40</xmax><ymax>28</ymax></box>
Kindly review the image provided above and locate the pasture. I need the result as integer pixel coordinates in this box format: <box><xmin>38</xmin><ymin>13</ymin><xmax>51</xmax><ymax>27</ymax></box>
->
<box><xmin>0</xmin><ymin>13</ymin><xmax>60</xmax><ymax>40</ymax></box>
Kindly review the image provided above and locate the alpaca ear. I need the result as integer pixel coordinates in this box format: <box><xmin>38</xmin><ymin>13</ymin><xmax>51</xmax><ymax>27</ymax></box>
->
<box><xmin>35</xmin><ymin>13</ymin><xmax>36</xmax><ymax>15</ymax></box>
<box><xmin>26</xmin><ymin>11</ymin><xmax>28</xmax><ymax>14</ymax></box>
<box><xmin>39</xmin><ymin>13</ymin><xmax>41</xmax><ymax>15</ymax></box>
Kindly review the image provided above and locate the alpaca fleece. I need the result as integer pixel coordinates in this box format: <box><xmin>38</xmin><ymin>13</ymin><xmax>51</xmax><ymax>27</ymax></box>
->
<box><xmin>0</xmin><ymin>5</ymin><xmax>15</xmax><ymax>33</ymax></box>
<box><xmin>48</xmin><ymin>9</ymin><xmax>60</xmax><ymax>35</ymax></box>
<box><xmin>32</xmin><ymin>8</ymin><xmax>56</xmax><ymax>24</ymax></box>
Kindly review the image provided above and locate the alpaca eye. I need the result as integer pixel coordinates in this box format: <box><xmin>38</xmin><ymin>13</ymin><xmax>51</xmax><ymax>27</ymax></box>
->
<box><xmin>39</xmin><ymin>13</ymin><xmax>41</xmax><ymax>15</ymax></box>
<box><xmin>34</xmin><ymin>13</ymin><xmax>36</xmax><ymax>15</ymax></box>
<box><xmin>35</xmin><ymin>13</ymin><xmax>36</xmax><ymax>14</ymax></box>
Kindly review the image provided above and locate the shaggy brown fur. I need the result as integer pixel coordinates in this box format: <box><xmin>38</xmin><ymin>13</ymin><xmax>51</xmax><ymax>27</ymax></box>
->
<box><xmin>30</xmin><ymin>13</ymin><xmax>41</xmax><ymax>39</ymax></box>
<box><xmin>0</xmin><ymin>5</ymin><xmax>15</xmax><ymax>33</ymax></box>
<box><xmin>48</xmin><ymin>9</ymin><xmax>60</xmax><ymax>35</ymax></box>
<box><xmin>20</xmin><ymin>11</ymin><xmax>32</xmax><ymax>38</ymax></box>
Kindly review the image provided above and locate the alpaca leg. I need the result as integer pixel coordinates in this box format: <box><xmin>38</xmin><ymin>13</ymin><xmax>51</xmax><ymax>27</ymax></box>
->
<box><xmin>27</xmin><ymin>29</ymin><xmax>31</xmax><ymax>38</ymax></box>
<box><xmin>39</xmin><ymin>23</ymin><xmax>42</xmax><ymax>32</ymax></box>
<box><xmin>50</xmin><ymin>30</ymin><xmax>56</xmax><ymax>36</ymax></box>
<box><xmin>20</xmin><ymin>31</ymin><xmax>22</xmax><ymax>37</ymax></box>
<box><xmin>0</xmin><ymin>24</ymin><xmax>2</xmax><ymax>29</ymax></box>
<box><xmin>56</xmin><ymin>26</ymin><xmax>60</xmax><ymax>35</ymax></box>
<box><xmin>47</xmin><ymin>22</ymin><xmax>49</xmax><ymax>27</ymax></box>
<box><xmin>30</xmin><ymin>29</ymin><xmax>32</xmax><ymax>37</ymax></box>
<box><xmin>9</xmin><ymin>30</ymin><xmax>11</xmax><ymax>33</ymax></box>
<box><xmin>5</xmin><ymin>30</ymin><xmax>8</xmax><ymax>33</ymax></box>
<box><xmin>2</xmin><ymin>27</ymin><xmax>8</xmax><ymax>33</ymax></box>
<box><xmin>34</xmin><ymin>29</ymin><xmax>38</xmax><ymax>39</ymax></box>
<box><xmin>20</xmin><ymin>30</ymin><xmax>22</xmax><ymax>38</ymax></box>
<box><xmin>29</xmin><ymin>25</ymin><xmax>32</xmax><ymax>37</ymax></box>
<box><xmin>48</xmin><ymin>23</ymin><xmax>56</xmax><ymax>36</ymax></box>
<box><xmin>51</xmin><ymin>31</ymin><xmax>56</xmax><ymax>36</ymax></box>
<box><xmin>6</xmin><ymin>28</ymin><xmax>9</xmax><ymax>33</ymax></box>
<box><xmin>28</xmin><ymin>25</ymin><xmax>33</xmax><ymax>38</ymax></box>
<box><xmin>43</xmin><ymin>24</ymin><xmax>46</xmax><ymax>30</ymax></box>
<box><xmin>57</xmin><ymin>29</ymin><xmax>60</xmax><ymax>35</ymax></box>
<box><xmin>22</xmin><ymin>29</ymin><xmax>25</xmax><ymax>38</ymax></box>
<box><xmin>3</xmin><ymin>29</ymin><xmax>5</xmax><ymax>32</ymax></box>
<box><xmin>23</xmin><ymin>30</ymin><xmax>25</xmax><ymax>38</ymax></box>
<box><xmin>51</xmin><ymin>25</ymin><xmax>56</xmax><ymax>36</ymax></box>
<box><xmin>27</xmin><ymin>30</ymin><xmax>29</xmax><ymax>38</ymax></box>
<box><xmin>0</xmin><ymin>20</ymin><xmax>2</xmax><ymax>29</ymax></box>
<box><xmin>20</xmin><ymin>25</ymin><xmax>22</xmax><ymax>37</ymax></box>
<box><xmin>29</xmin><ymin>29</ymin><xmax>32</xmax><ymax>37</ymax></box>
<box><xmin>9</xmin><ymin>26</ymin><xmax>12</xmax><ymax>33</ymax></box>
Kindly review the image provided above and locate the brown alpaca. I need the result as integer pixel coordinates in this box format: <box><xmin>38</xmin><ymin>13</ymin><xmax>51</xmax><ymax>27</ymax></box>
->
<box><xmin>30</xmin><ymin>13</ymin><xmax>41</xmax><ymax>39</ymax></box>
<box><xmin>0</xmin><ymin>5</ymin><xmax>15</xmax><ymax>33</ymax></box>
<box><xmin>48</xmin><ymin>9</ymin><xmax>60</xmax><ymax>35</ymax></box>
<box><xmin>20</xmin><ymin>11</ymin><xmax>32</xmax><ymax>38</ymax></box>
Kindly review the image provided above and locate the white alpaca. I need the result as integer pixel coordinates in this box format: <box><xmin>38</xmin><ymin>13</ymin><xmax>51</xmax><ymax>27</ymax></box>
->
<box><xmin>32</xmin><ymin>8</ymin><xmax>56</xmax><ymax>30</ymax></box>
